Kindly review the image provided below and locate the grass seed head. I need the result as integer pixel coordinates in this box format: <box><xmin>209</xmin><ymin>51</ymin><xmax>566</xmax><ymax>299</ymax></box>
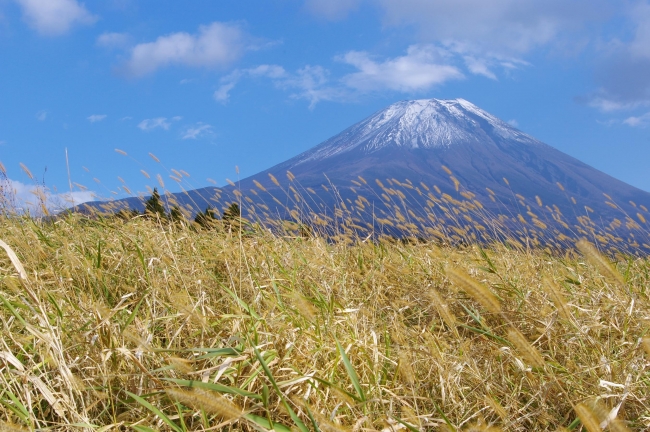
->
<box><xmin>165</xmin><ymin>388</ymin><xmax>244</xmax><ymax>420</ymax></box>
<box><xmin>447</xmin><ymin>267</ymin><xmax>501</xmax><ymax>314</ymax></box>
<box><xmin>576</xmin><ymin>239</ymin><xmax>625</xmax><ymax>286</ymax></box>
<box><xmin>542</xmin><ymin>278</ymin><xmax>571</xmax><ymax>321</ymax></box>
<box><xmin>506</xmin><ymin>328</ymin><xmax>545</xmax><ymax>369</ymax></box>
<box><xmin>429</xmin><ymin>288</ymin><xmax>458</xmax><ymax>330</ymax></box>
<box><xmin>574</xmin><ymin>403</ymin><xmax>602</xmax><ymax>432</ymax></box>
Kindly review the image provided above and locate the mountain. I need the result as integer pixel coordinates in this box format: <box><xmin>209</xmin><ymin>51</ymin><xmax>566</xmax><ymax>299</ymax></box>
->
<box><xmin>81</xmin><ymin>99</ymin><xmax>650</xmax><ymax>251</ymax></box>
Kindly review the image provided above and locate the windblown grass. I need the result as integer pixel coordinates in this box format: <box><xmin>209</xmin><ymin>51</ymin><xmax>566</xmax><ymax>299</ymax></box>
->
<box><xmin>0</xmin><ymin>213</ymin><xmax>649</xmax><ymax>431</ymax></box>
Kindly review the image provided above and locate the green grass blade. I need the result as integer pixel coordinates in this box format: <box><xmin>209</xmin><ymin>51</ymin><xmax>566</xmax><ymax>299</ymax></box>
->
<box><xmin>335</xmin><ymin>338</ymin><xmax>365</xmax><ymax>401</ymax></box>
<box><xmin>254</xmin><ymin>348</ymin><xmax>309</xmax><ymax>432</ymax></box>
<box><xmin>391</xmin><ymin>416</ymin><xmax>421</xmax><ymax>432</ymax></box>
<box><xmin>131</xmin><ymin>426</ymin><xmax>157</xmax><ymax>432</ymax></box>
<box><xmin>0</xmin><ymin>292</ymin><xmax>27</xmax><ymax>327</ymax></box>
<box><xmin>121</xmin><ymin>291</ymin><xmax>148</xmax><ymax>334</ymax></box>
<box><xmin>1</xmin><ymin>388</ymin><xmax>30</xmax><ymax>422</ymax></box>
<box><xmin>245</xmin><ymin>414</ymin><xmax>292</xmax><ymax>432</ymax></box>
<box><xmin>125</xmin><ymin>391</ymin><xmax>181</xmax><ymax>432</ymax></box>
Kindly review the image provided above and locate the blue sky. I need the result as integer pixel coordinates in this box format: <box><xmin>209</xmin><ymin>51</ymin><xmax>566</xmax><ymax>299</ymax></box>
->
<box><xmin>1</xmin><ymin>0</ymin><xmax>649</xmax><ymax>210</ymax></box>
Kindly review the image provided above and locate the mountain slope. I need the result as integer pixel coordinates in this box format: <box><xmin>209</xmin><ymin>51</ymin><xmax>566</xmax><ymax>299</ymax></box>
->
<box><xmin>81</xmin><ymin>99</ymin><xmax>650</xmax><ymax>250</ymax></box>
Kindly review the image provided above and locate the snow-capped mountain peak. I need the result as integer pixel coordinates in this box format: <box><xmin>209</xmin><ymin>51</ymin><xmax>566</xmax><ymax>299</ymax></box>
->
<box><xmin>291</xmin><ymin>98</ymin><xmax>540</xmax><ymax>166</ymax></box>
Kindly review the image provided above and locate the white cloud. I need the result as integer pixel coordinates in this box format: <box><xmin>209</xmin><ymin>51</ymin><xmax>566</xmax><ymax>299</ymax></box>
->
<box><xmin>138</xmin><ymin>117</ymin><xmax>171</xmax><ymax>131</ymax></box>
<box><xmin>123</xmin><ymin>22</ymin><xmax>247</xmax><ymax>77</ymax></box>
<box><xmin>182</xmin><ymin>123</ymin><xmax>213</xmax><ymax>140</ymax></box>
<box><xmin>623</xmin><ymin>112</ymin><xmax>650</xmax><ymax>127</ymax></box>
<box><xmin>339</xmin><ymin>45</ymin><xmax>463</xmax><ymax>92</ymax></box>
<box><xmin>36</xmin><ymin>110</ymin><xmax>47</xmax><ymax>121</ymax></box>
<box><xmin>214</xmin><ymin>80</ymin><xmax>239</xmax><ymax>103</ymax></box>
<box><xmin>87</xmin><ymin>114</ymin><xmax>107</xmax><ymax>123</ymax></box>
<box><xmin>96</xmin><ymin>32</ymin><xmax>130</xmax><ymax>48</ymax></box>
<box><xmin>215</xmin><ymin>64</ymin><xmax>287</xmax><ymax>103</ymax></box>
<box><xmin>304</xmin><ymin>0</ymin><xmax>361</xmax><ymax>20</ymax></box>
<box><xmin>15</xmin><ymin>0</ymin><xmax>97</xmax><ymax>36</ymax></box>
<box><xmin>462</xmin><ymin>56</ymin><xmax>497</xmax><ymax>80</ymax></box>
<box><xmin>1</xmin><ymin>178</ymin><xmax>95</xmax><ymax>214</ymax></box>
<box><xmin>507</xmin><ymin>119</ymin><xmax>519</xmax><ymax>127</ymax></box>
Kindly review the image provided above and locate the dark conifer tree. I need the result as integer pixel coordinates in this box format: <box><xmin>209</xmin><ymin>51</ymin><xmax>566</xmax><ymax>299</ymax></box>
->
<box><xmin>144</xmin><ymin>187</ymin><xmax>167</xmax><ymax>219</ymax></box>
<box><xmin>222</xmin><ymin>202</ymin><xmax>240</xmax><ymax>222</ymax></box>
<box><xmin>194</xmin><ymin>207</ymin><xmax>218</xmax><ymax>229</ymax></box>
<box><xmin>170</xmin><ymin>205</ymin><xmax>185</xmax><ymax>225</ymax></box>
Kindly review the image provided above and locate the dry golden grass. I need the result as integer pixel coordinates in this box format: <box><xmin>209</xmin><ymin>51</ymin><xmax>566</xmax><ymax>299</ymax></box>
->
<box><xmin>0</xmin><ymin>214</ymin><xmax>649</xmax><ymax>431</ymax></box>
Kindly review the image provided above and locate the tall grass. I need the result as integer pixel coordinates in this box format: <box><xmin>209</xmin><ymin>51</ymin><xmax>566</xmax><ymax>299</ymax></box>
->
<box><xmin>1</xmin><ymin>154</ymin><xmax>649</xmax><ymax>430</ymax></box>
<box><xmin>0</xmin><ymin>211</ymin><xmax>649</xmax><ymax>430</ymax></box>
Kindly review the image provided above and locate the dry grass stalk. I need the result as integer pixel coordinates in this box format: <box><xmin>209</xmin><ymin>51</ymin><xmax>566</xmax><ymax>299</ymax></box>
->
<box><xmin>506</xmin><ymin>328</ymin><xmax>545</xmax><ymax>369</ymax></box>
<box><xmin>446</xmin><ymin>268</ymin><xmax>501</xmax><ymax>314</ymax></box>
<box><xmin>429</xmin><ymin>288</ymin><xmax>458</xmax><ymax>331</ymax></box>
<box><xmin>542</xmin><ymin>278</ymin><xmax>572</xmax><ymax>321</ymax></box>
<box><xmin>0</xmin><ymin>209</ymin><xmax>649</xmax><ymax>430</ymax></box>
<box><xmin>608</xmin><ymin>419</ymin><xmax>632</xmax><ymax>432</ymax></box>
<box><xmin>0</xmin><ymin>422</ymin><xmax>29</xmax><ymax>432</ymax></box>
<box><xmin>576</xmin><ymin>239</ymin><xmax>625</xmax><ymax>286</ymax></box>
<box><xmin>641</xmin><ymin>337</ymin><xmax>650</xmax><ymax>358</ymax></box>
<box><xmin>398</xmin><ymin>351</ymin><xmax>416</xmax><ymax>385</ymax></box>
<box><xmin>574</xmin><ymin>403</ymin><xmax>602</xmax><ymax>432</ymax></box>
<box><xmin>484</xmin><ymin>395</ymin><xmax>508</xmax><ymax>422</ymax></box>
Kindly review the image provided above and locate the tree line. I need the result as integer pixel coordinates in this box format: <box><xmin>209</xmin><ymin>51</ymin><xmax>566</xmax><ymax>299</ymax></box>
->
<box><xmin>118</xmin><ymin>187</ymin><xmax>241</xmax><ymax>229</ymax></box>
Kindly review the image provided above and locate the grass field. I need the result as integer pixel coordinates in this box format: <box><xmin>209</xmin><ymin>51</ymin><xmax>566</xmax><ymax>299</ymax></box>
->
<box><xmin>0</xmin><ymin>213</ymin><xmax>649</xmax><ymax>431</ymax></box>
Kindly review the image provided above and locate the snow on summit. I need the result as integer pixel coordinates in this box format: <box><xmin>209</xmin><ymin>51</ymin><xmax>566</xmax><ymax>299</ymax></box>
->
<box><xmin>293</xmin><ymin>99</ymin><xmax>540</xmax><ymax>165</ymax></box>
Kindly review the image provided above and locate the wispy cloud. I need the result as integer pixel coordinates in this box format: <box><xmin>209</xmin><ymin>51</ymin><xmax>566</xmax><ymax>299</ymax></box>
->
<box><xmin>623</xmin><ymin>112</ymin><xmax>650</xmax><ymax>127</ymax></box>
<box><xmin>122</xmin><ymin>22</ymin><xmax>248</xmax><ymax>77</ymax></box>
<box><xmin>507</xmin><ymin>119</ymin><xmax>519</xmax><ymax>127</ymax></box>
<box><xmin>215</xmin><ymin>64</ymin><xmax>287</xmax><ymax>103</ymax></box>
<box><xmin>87</xmin><ymin>114</ymin><xmax>107</xmax><ymax>123</ymax></box>
<box><xmin>36</xmin><ymin>110</ymin><xmax>47</xmax><ymax>121</ymax></box>
<box><xmin>182</xmin><ymin>123</ymin><xmax>213</xmax><ymax>139</ymax></box>
<box><xmin>15</xmin><ymin>0</ymin><xmax>97</xmax><ymax>36</ymax></box>
<box><xmin>215</xmin><ymin>64</ymin><xmax>343</xmax><ymax>108</ymax></box>
<box><xmin>96</xmin><ymin>32</ymin><xmax>130</xmax><ymax>49</ymax></box>
<box><xmin>138</xmin><ymin>117</ymin><xmax>171</xmax><ymax>131</ymax></box>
